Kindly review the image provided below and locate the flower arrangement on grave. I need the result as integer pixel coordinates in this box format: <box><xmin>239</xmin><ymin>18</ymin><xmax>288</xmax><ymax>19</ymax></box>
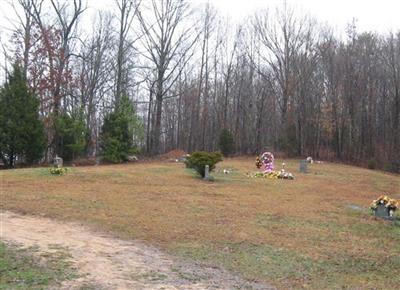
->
<box><xmin>251</xmin><ymin>152</ymin><xmax>294</xmax><ymax>180</ymax></box>
<box><xmin>256</xmin><ymin>152</ymin><xmax>274</xmax><ymax>172</ymax></box>
<box><xmin>370</xmin><ymin>195</ymin><xmax>398</xmax><ymax>217</ymax></box>
<box><xmin>276</xmin><ymin>169</ymin><xmax>295</xmax><ymax>179</ymax></box>
<box><xmin>50</xmin><ymin>167</ymin><xmax>68</xmax><ymax>175</ymax></box>
<box><xmin>248</xmin><ymin>169</ymin><xmax>294</xmax><ymax>180</ymax></box>
<box><xmin>255</xmin><ymin>156</ymin><xmax>262</xmax><ymax>169</ymax></box>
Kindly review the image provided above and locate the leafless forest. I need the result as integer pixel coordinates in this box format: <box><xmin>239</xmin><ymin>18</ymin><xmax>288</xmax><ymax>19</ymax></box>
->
<box><xmin>3</xmin><ymin>0</ymin><xmax>400</xmax><ymax>170</ymax></box>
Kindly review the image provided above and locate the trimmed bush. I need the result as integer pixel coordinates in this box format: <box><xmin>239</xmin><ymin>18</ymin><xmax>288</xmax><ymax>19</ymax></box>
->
<box><xmin>185</xmin><ymin>151</ymin><xmax>223</xmax><ymax>177</ymax></box>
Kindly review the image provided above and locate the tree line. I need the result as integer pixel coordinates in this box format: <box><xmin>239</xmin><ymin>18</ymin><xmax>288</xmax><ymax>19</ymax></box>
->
<box><xmin>0</xmin><ymin>0</ymin><xmax>399</xmax><ymax>172</ymax></box>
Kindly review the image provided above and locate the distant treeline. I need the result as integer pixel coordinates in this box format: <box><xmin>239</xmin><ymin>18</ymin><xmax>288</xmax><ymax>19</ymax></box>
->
<box><xmin>0</xmin><ymin>0</ymin><xmax>399</xmax><ymax>171</ymax></box>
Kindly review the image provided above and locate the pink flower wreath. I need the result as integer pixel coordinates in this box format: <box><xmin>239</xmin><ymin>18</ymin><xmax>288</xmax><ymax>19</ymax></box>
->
<box><xmin>260</xmin><ymin>152</ymin><xmax>274</xmax><ymax>173</ymax></box>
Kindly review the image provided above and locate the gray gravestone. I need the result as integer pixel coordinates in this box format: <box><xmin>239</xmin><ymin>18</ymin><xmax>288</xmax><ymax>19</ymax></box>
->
<box><xmin>204</xmin><ymin>165</ymin><xmax>210</xmax><ymax>179</ymax></box>
<box><xmin>374</xmin><ymin>204</ymin><xmax>390</xmax><ymax>219</ymax></box>
<box><xmin>299</xmin><ymin>160</ymin><xmax>308</xmax><ymax>173</ymax></box>
<box><xmin>203</xmin><ymin>165</ymin><xmax>214</xmax><ymax>181</ymax></box>
<box><xmin>53</xmin><ymin>155</ymin><xmax>63</xmax><ymax>168</ymax></box>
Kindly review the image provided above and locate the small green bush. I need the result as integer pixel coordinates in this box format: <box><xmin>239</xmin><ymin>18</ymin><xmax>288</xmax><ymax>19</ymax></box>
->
<box><xmin>367</xmin><ymin>159</ymin><xmax>376</xmax><ymax>169</ymax></box>
<box><xmin>383</xmin><ymin>161</ymin><xmax>400</xmax><ymax>173</ymax></box>
<box><xmin>185</xmin><ymin>151</ymin><xmax>223</xmax><ymax>177</ymax></box>
<box><xmin>219</xmin><ymin>129</ymin><xmax>234</xmax><ymax>156</ymax></box>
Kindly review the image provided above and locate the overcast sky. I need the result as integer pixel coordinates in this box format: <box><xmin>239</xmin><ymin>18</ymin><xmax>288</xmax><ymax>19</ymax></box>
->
<box><xmin>1</xmin><ymin>0</ymin><xmax>400</xmax><ymax>76</ymax></box>
<box><xmin>192</xmin><ymin>0</ymin><xmax>400</xmax><ymax>33</ymax></box>
<box><xmin>88</xmin><ymin>0</ymin><xmax>400</xmax><ymax>33</ymax></box>
<box><xmin>1</xmin><ymin>0</ymin><xmax>400</xmax><ymax>33</ymax></box>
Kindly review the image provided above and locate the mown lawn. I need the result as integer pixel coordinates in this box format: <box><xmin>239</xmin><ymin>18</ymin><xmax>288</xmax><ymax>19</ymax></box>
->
<box><xmin>1</xmin><ymin>158</ymin><xmax>399</xmax><ymax>289</ymax></box>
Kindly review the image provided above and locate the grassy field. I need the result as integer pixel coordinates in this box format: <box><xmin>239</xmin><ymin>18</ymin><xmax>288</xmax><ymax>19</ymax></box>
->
<box><xmin>0</xmin><ymin>242</ymin><xmax>76</xmax><ymax>289</ymax></box>
<box><xmin>1</xmin><ymin>158</ymin><xmax>399</xmax><ymax>289</ymax></box>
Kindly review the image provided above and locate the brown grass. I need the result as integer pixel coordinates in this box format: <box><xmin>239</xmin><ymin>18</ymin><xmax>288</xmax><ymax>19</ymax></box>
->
<box><xmin>1</xmin><ymin>158</ymin><xmax>399</xmax><ymax>289</ymax></box>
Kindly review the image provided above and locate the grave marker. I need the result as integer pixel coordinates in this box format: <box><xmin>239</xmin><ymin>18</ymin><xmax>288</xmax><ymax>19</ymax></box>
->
<box><xmin>374</xmin><ymin>204</ymin><xmax>391</xmax><ymax>219</ymax></box>
<box><xmin>299</xmin><ymin>160</ymin><xmax>308</xmax><ymax>173</ymax></box>
<box><xmin>203</xmin><ymin>165</ymin><xmax>214</xmax><ymax>181</ymax></box>
<box><xmin>53</xmin><ymin>155</ymin><xmax>63</xmax><ymax>168</ymax></box>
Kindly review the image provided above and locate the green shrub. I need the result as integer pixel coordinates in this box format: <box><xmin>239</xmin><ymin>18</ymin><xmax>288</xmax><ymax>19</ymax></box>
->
<box><xmin>185</xmin><ymin>151</ymin><xmax>223</xmax><ymax>177</ymax></box>
<box><xmin>391</xmin><ymin>161</ymin><xmax>400</xmax><ymax>173</ymax></box>
<box><xmin>383</xmin><ymin>161</ymin><xmax>400</xmax><ymax>173</ymax></box>
<box><xmin>367</xmin><ymin>159</ymin><xmax>376</xmax><ymax>169</ymax></box>
<box><xmin>383</xmin><ymin>163</ymin><xmax>391</xmax><ymax>172</ymax></box>
<box><xmin>219</xmin><ymin>129</ymin><xmax>235</xmax><ymax>156</ymax></box>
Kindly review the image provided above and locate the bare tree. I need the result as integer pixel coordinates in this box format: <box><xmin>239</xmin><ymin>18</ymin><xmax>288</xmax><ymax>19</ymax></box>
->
<box><xmin>10</xmin><ymin>0</ymin><xmax>39</xmax><ymax>78</ymax></box>
<box><xmin>137</xmin><ymin>0</ymin><xmax>199</xmax><ymax>154</ymax></box>
<box><xmin>254</xmin><ymin>4</ymin><xmax>312</xmax><ymax>129</ymax></box>
<box><xmin>114</xmin><ymin>0</ymin><xmax>140</xmax><ymax>103</ymax></box>
<box><xmin>78</xmin><ymin>13</ymin><xmax>115</xmax><ymax>156</ymax></box>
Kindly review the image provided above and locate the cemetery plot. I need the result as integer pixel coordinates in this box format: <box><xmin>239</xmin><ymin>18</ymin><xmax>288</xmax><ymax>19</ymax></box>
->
<box><xmin>1</xmin><ymin>158</ymin><xmax>399</xmax><ymax>289</ymax></box>
<box><xmin>370</xmin><ymin>195</ymin><xmax>399</xmax><ymax>219</ymax></box>
<box><xmin>250</xmin><ymin>152</ymin><xmax>295</xmax><ymax>179</ymax></box>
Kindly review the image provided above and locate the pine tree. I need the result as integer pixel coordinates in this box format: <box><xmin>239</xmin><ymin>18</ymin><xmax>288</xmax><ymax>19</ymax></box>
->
<box><xmin>219</xmin><ymin>129</ymin><xmax>235</xmax><ymax>157</ymax></box>
<box><xmin>101</xmin><ymin>95</ymin><xmax>143</xmax><ymax>163</ymax></box>
<box><xmin>55</xmin><ymin>111</ymin><xmax>87</xmax><ymax>161</ymax></box>
<box><xmin>0</xmin><ymin>64</ymin><xmax>45</xmax><ymax>167</ymax></box>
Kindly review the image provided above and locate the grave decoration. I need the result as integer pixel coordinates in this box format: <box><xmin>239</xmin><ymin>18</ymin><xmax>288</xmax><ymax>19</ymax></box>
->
<box><xmin>127</xmin><ymin>155</ymin><xmax>138</xmax><ymax>162</ymax></box>
<box><xmin>255</xmin><ymin>156</ymin><xmax>262</xmax><ymax>169</ymax></box>
<box><xmin>370</xmin><ymin>195</ymin><xmax>398</xmax><ymax>218</ymax></box>
<box><xmin>50</xmin><ymin>155</ymin><xmax>67</xmax><ymax>175</ymax></box>
<box><xmin>260</xmin><ymin>152</ymin><xmax>274</xmax><ymax>172</ymax></box>
<box><xmin>50</xmin><ymin>167</ymin><xmax>68</xmax><ymax>175</ymax></box>
<box><xmin>249</xmin><ymin>152</ymin><xmax>294</xmax><ymax>180</ymax></box>
<box><xmin>250</xmin><ymin>170</ymin><xmax>294</xmax><ymax>180</ymax></box>
<box><xmin>216</xmin><ymin>168</ymin><xmax>233</xmax><ymax>174</ymax></box>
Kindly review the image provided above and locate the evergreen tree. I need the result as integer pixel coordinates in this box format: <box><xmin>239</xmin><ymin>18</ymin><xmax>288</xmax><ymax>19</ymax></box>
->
<box><xmin>55</xmin><ymin>111</ymin><xmax>87</xmax><ymax>161</ymax></box>
<box><xmin>219</xmin><ymin>129</ymin><xmax>235</xmax><ymax>157</ymax></box>
<box><xmin>0</xmin><ymin>64</ymin><xmax>45</xmax><ymax>167</ymax></box>
<box><xmin>101</xmin><ymin>95</ymin><xmax>143</xmax><ymax>163</ymax></box>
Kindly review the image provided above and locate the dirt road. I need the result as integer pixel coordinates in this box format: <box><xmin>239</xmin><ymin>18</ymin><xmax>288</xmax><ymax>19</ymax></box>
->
<box><xmin>0</xmin><ymin>211</ymin><xmax>272</xmax><ymax>290</ymax></box>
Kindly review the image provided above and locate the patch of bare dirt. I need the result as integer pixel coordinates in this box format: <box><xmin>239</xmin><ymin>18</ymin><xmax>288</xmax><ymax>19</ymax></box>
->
<box><xmin>0</xmin><ymin>211</ymin><xmax>272</xmax><ymax>290</ymax></box>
